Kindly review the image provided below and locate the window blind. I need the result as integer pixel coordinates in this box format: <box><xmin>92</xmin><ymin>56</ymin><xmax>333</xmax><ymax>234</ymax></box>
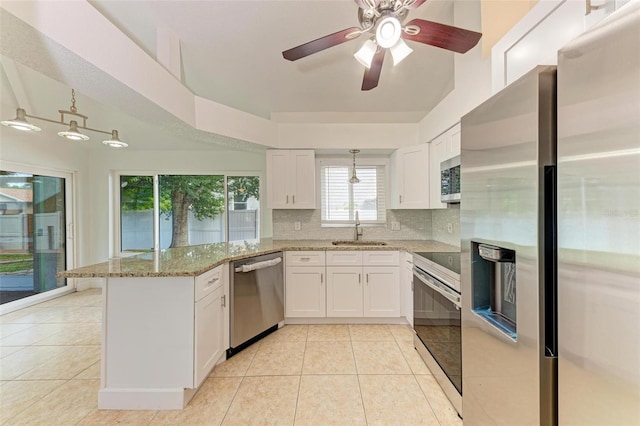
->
<box><xmin>321</xmin><ymin>164</ymin><xmax>386</xmax><ymax>224</ymax></box>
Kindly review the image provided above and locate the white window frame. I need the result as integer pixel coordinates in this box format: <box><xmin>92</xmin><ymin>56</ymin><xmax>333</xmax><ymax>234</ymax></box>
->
<box><xmin>316</xmin><ymin>157</ymin><xmax>389</xmax><ymax>227</ymax></box>
<box><xmin>112</xmin><ymin>170</ymin><xmax>264</xmax><ymax>258</ymax></box>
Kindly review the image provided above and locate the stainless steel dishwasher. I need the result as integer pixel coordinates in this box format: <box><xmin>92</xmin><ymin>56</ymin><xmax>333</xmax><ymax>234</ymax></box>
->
<box><xmin>228</xmin><ymin>251</ymin><xmax>284</xmax><ymax>356</ymax></box>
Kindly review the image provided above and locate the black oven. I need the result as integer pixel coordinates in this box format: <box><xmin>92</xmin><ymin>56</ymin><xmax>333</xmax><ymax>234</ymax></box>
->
<box><xmin>413</xmin><ymin>251</ymin><xmax>462</xmax><ymax>415</ymax></box>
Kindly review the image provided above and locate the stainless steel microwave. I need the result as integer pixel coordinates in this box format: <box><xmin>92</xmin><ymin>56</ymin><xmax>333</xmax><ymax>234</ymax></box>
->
<box><xmin>440</xmin><ymin>155</ymin><xmax>460</xmax><ymax>203</ymax></box>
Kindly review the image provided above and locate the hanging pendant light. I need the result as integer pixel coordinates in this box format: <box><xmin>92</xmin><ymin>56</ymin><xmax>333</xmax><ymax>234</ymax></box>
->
<box><xmin>349</xmin><ymin>149</ymin><xmax>360</xmax><ymax>184</ymax></box>
<box><xmin>2</xmin><ymin>89</ymin><xmax>128</xmax><ymax>147</ymax></box>
<box><xmin>57</xmin><ymin>120</ymin><xmax>89</xmax><ymax>141</ymax></box>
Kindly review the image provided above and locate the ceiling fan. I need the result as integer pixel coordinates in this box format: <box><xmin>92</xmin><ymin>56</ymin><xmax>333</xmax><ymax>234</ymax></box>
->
<box><xmin>282</xmin><ymin>0</ymin><xmax>482</xmax><ymax>91</ymax></box>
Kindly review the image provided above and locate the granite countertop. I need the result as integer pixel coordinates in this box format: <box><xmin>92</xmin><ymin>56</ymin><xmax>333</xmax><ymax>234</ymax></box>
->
<box><xmin>59</xmin><ymin>238</ymin><xmax>459</xmax><ymax>279</ymax></box>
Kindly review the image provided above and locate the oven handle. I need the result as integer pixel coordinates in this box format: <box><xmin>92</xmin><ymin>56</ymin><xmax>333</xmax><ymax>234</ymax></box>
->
<box><xmin>413</xmin><ymin>267</ymin><xmax>461</xmax><ymax>308</ymax></box>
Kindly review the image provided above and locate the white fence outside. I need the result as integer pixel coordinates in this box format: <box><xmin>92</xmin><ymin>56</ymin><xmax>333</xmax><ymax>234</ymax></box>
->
<box><xmin>122</xmin><ymin>209</ymin><xmax>259</xmax><ymax>250</ymax></box>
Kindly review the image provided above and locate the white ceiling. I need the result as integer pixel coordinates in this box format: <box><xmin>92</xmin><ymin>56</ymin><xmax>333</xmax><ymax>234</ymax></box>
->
<box><xmin>0</xmin><ymin>0</ymin><xmax>477</xmax><ymax>151</ymax></box>
<box><xmin>88</xmin><ymin>0</ymin><xmax>457</xmax><ymax>120</ymax></box>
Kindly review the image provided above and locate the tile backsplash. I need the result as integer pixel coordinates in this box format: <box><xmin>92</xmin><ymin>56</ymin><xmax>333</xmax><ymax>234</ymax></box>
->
<box><xmin>273</xmin><ymin>208</ymin><xmax>460</xmax><ymax>248</ymax></box>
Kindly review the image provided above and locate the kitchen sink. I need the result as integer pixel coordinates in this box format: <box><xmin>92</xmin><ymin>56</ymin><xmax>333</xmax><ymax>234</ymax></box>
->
<box><xmin>331</xmin><ymin>240</ymin><xmax>388</xmax><ymax>246</ymax></box>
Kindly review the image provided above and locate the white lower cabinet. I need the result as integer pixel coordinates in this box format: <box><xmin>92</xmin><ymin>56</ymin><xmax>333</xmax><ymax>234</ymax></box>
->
<box><xmin>325</xmin><ymin>251</ymin><xmax>400</xmax><ymax>318</ymax></box>
<box><xmin>363</xmin><ymin>267</ymin><xmax>400</xmax><ymax>317</ymax></box>
<box><xmin>100</xmin><ymin>263</ymin><xmax>228</xmax><ymax>410</ymax></box>
<box><xmin>194</xmin><ymin>285</ymin><xmax>224</xmax><ymax>387</ymax></box>
<box><xmin>326</xmin><ymin>266</ymin><xmax>363</xmax><ymax>317</ymax></box>
<box><xmin>285</xmin><ymin>266</ymin><xmax>326</xmax><ymax>317</ymax></box>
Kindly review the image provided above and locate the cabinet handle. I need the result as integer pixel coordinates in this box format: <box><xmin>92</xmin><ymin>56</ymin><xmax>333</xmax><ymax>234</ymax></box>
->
<box><xmin>399</xmin><ymin>195</ymin><xmax>402</xmax><ymax>203</ymax></box>
<box><xmin>359</xmin><ymin>273</ymin><xmax>361</xmax><ymax>283</ymax></box>
<box><xmin>286</xmin><ymin>195</ymin><xmax>289</xmax><ymax>204</ymax></box>
<box><xmin>207</xmin><ymin>277</ymin><xmax>219</xmax><ymax>286</ymax></box>
<box><xmin>366</xmin><ymin>273</ymin><xmax>369</xmax><ymax>283</ymax></box>
<box><xmin>221</xmin><ymin>295</ymin><xmax>226</xmax><ymax>307</ymax></box>
<box><xmin>321</xmin><ymin>273</ymin><xmax>324</xmax><ymax>284</ymax></box>
<box><xmin>300</xmin><ymin>257</ymin><xmax>310</xmax><ymax>261</ymax></box>
<box><xmin>293</xmin><ymin>195</ymin><xmax>295</xmax><ymax>204</ymax></box>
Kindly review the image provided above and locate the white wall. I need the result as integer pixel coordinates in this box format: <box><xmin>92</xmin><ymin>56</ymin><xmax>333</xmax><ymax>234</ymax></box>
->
<box><xmin>417</xmin><ymin>0</ymin><xmax>492</xmax><ymax>144</ymax></box>
<box><xmin>277</xmin><ymin>122</ymin><xmax>418</xmax><ymax>149</ymax></box>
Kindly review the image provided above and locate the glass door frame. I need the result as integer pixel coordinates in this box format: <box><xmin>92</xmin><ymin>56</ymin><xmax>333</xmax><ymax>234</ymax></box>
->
<box><xmin>0</xmin><ymin>160</ymin><xmax>76</xmax><ymax>314</ymax></box>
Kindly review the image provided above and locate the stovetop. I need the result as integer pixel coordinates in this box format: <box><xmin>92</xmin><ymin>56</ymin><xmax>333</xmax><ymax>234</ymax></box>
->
<box><xmin>414</xmin><ymin>252</ymin><xmax>460</xmax><ymax>275</ymax></box>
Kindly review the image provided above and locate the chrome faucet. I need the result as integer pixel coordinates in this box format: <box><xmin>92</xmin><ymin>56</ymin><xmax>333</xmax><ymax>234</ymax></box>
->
<box><xmin>354</xmin><ymin>210</ymin><xmax>363</xmax><ymax>241</ymax></box>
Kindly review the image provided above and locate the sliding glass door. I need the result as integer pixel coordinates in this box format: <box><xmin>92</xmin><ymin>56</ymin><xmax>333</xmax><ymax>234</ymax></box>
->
<box><xmin>0</xmin><ymin>169</ymin><xmax>71</xmax><ymax>305</ymax></box>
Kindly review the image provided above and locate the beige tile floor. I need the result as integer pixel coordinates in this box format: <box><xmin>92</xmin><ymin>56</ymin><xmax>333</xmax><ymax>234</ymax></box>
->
<box><xmin>0</xmin><ymin>289</ymin><xmax>461</xmax><ymax>425</ymax></box>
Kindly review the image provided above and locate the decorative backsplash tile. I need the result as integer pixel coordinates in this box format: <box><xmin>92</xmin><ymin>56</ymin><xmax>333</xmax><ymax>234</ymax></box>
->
<box><xmin>431</xmin><ymin>207</ymin><xmax>460</xmax><ymax>247</ymax></box>
<box><xmin>272</xmin><ymin>209</ymin><xmax>433</xmax><ymax>241</ymax></box>
<box><xmin>273</xmin><ymin>207</ymin><xmax>461</xmax><ymax>247</ymax></box>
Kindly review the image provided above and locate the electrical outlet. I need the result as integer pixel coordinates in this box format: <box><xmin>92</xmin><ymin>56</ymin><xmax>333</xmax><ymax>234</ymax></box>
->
<box><xmin>294</xmin><ymin>221</ymin><xmax>301</xmax><ymax>231</ymax></box>
<box><xmin>447</xmin><ymin>223</ymin><xmax>453</xmax><ymax>234</ymax></box>
<box><xmin>391</xmin><ymin>221</ymin><xmax>401</xmax><ymax>231</ymax></box>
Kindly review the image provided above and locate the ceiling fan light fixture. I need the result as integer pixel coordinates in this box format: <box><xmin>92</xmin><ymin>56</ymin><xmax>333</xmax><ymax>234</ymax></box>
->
<box><xmin>1</xmin><ymin>108</ymin><xmax>41</xmax><ymax>132</ymax></box>
<box><xmin>376</xmin><ymin>16</ymin><xmax>401</xmax><ymax>49</ymax></box>
<box><xmin>102</xmin><ymin>130</ymin><xmax>128</xmax><ymax>148</ymax></box>
<box><xmin>58</xmin><ymin>120</ymin><xmax>90</xmax><ymax>141</ymax></box>
<box><xmin>390</xmin><ymin>39</ymin><xmax>413</xmax><ymax>65</ymax></box>
<box><xmin>354</xmin><ymin>39</ymin><xmax>377</xmax><ymax>68</ymax></box>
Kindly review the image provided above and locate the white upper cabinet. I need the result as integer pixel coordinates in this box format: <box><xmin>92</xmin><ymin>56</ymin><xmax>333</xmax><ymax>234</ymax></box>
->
<box><xmin>266</xmin><ymin>150</ymin><xmax>316</xmax><ymax>209</ymax></box>
<box><xmin>429</xmin><ymin>123</ymin><xmax>460</xmax><ymax>209</ymax></box>
<box><xmin>390</xmin><ymin>144</ymin><xmax>430</xmax><ymax>209</ymax></box>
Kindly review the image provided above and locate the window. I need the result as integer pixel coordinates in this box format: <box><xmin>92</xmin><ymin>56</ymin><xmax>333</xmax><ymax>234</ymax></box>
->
<box><xmin>320</xmin><ymin>162</ymin><xmax>386</xmax><ymax>225</ymax></box>
<box><xmin>118</xmin><ymin>173</ymin><xmax>260</xmax><ymax>252</ymax></box>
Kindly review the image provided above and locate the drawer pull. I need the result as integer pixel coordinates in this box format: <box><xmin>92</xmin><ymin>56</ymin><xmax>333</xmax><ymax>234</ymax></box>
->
<box><xmin>221</xmin><ymin>295</ymin><xmax>226</xmax><ymax>308</ymax></box>
<box><xmin>300</xmin><ymin>257</ymin><xmax>310</xmax><ymax>261</ymax></box>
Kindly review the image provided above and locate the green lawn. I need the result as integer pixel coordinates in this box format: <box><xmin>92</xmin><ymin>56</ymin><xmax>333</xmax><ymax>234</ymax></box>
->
<box><xmin>0</xmin><ymin>254</ymin><xmax>32</xmax><ymax>261</ymax></box>
<box><xmin>0</xmin><ymin>261</ymin><xmax>33</xmax><ymax>274</ymax></box>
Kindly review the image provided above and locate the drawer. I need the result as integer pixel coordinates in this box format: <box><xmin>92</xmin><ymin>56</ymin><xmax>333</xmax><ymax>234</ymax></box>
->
<box><xmin>195</xmin><ymin>264</ymin><xmax>223</xmax><ymax>301</ymax></box>
<box><xmin>362</xmin><ymin>251</ymin><xmax>399</xmax><ymax>266</ymax></box>
<box><xmin>326</xmin><ymin>251</ymin><xmax>363</xmax><ymax>266</ymax></box>
<box><xmin>286</xmin><ymin>251</ymin><xmax>326</xmax><ymax>266</ymax></box>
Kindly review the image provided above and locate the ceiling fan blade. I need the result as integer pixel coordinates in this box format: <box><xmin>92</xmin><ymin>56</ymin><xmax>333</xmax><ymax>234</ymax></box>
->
<box><xmin>282</xmin><ymin>27</ymin><xmax>362</xmax><ymax>61</ymax></box>
<box><xmin>402</xmin><ymin>19</ymin><xmax>481</xmax><ymax>54</ymax></box>
<box><xmin>362</xmin><ymin>48</ymin><xmax>385</xmax><ymax>91</ymax></box>
<box><xmin>403</xmin><ymin>0</ymin><xmax>428</xmax><ymax>9</ymax></box>
<box><xmin>354</xmin><ymin>0</ymin><xmax>380</xmax><ymax>9</ymax></box>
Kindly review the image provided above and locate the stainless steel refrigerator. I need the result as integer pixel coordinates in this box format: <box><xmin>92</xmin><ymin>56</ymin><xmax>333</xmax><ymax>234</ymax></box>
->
<box><xmin>459</xmin><ymin>4</ymin><xmax>639</xmax><ymax>425</ymax></box>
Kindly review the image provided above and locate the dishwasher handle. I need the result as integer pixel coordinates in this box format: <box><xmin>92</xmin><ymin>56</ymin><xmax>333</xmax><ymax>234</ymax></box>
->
<box><xmin>234</xmin><ymin>257</ymin><xmax>282</xmax><ymax>273</ymax></box>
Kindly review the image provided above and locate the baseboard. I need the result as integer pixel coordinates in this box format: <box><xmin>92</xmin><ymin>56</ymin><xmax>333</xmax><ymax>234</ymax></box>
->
<box><xmin>98</xmin><ymin>387</ymin><xmax>197</xmax><ymax>410</ymax></box>
<box><xmin>76</xmin><ymin>278</ymin><xmax>103</xmax><ymax>291</ymax></box>
<box><xmin>285</xmin><ymin>317</ymin><xmax>408</xmax><ymax>325</ymax></box>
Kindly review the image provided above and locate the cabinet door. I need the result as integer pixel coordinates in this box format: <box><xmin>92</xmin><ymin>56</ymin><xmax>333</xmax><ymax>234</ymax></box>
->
<box><xmin>363</xmin><ymin>267</ymin><xmax>400</xmax><ymax>317</ymax></box>
<box><xmin>393</xmin><ymin>145</ymin><xmax>430</xmax><ymax>209</ymax></box>
<box><xmin>285</xmin><ymin>266</ymin><xmax>326</xmax><ymax>317</ymax></box>
<box><xmin>194</xmin><ymin>286</ymin><xmax>224</xmax><ymax>387</ymax></box>
<box><xmin>266</xmin><ymin>150</ymin><xmax>291</xmax><ymax>208</ymax></box>
<box><xmin>326</xmin><ymin>266</ymin><xmax>363</xmax><ymax>317</ymax></box>
<box><xmin>289</xmin><ymin>150</ymin><xmax>316</xmax><ymax>209</ymax></box>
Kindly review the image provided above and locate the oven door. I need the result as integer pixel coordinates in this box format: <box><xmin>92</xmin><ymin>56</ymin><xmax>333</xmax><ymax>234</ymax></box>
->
<box><xmin>413</xmin><ymin>266</ymin><xmax>462</xmax><ymax>394</ymax></box>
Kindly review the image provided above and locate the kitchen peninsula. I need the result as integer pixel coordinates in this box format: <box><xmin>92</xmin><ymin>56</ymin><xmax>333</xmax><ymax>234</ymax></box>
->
<box><xmin>60</xmin><ymin>238</ymin><xmax>458</xmax><ymax>410</ymax></box>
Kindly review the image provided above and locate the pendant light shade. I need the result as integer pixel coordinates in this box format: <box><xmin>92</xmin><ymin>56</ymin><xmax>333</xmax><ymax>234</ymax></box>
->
<box><xmin>58</xmin><ymin>120</ymin><xmax>90</xmax><ymax>141</ymax></box>
<box><xmin>1</xmin><ymin>108</ymin><xmax>41</xmax><ymax>132</ymax></box>
<box><xmin>102</xmin><ymin>130</ymin><xmax>128</xmax><ymax>148</ymax></box>
<box><xmin>349</xmin><ymin>149</ymin><xmax>360</xmax><ymax>184</ymax></box>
